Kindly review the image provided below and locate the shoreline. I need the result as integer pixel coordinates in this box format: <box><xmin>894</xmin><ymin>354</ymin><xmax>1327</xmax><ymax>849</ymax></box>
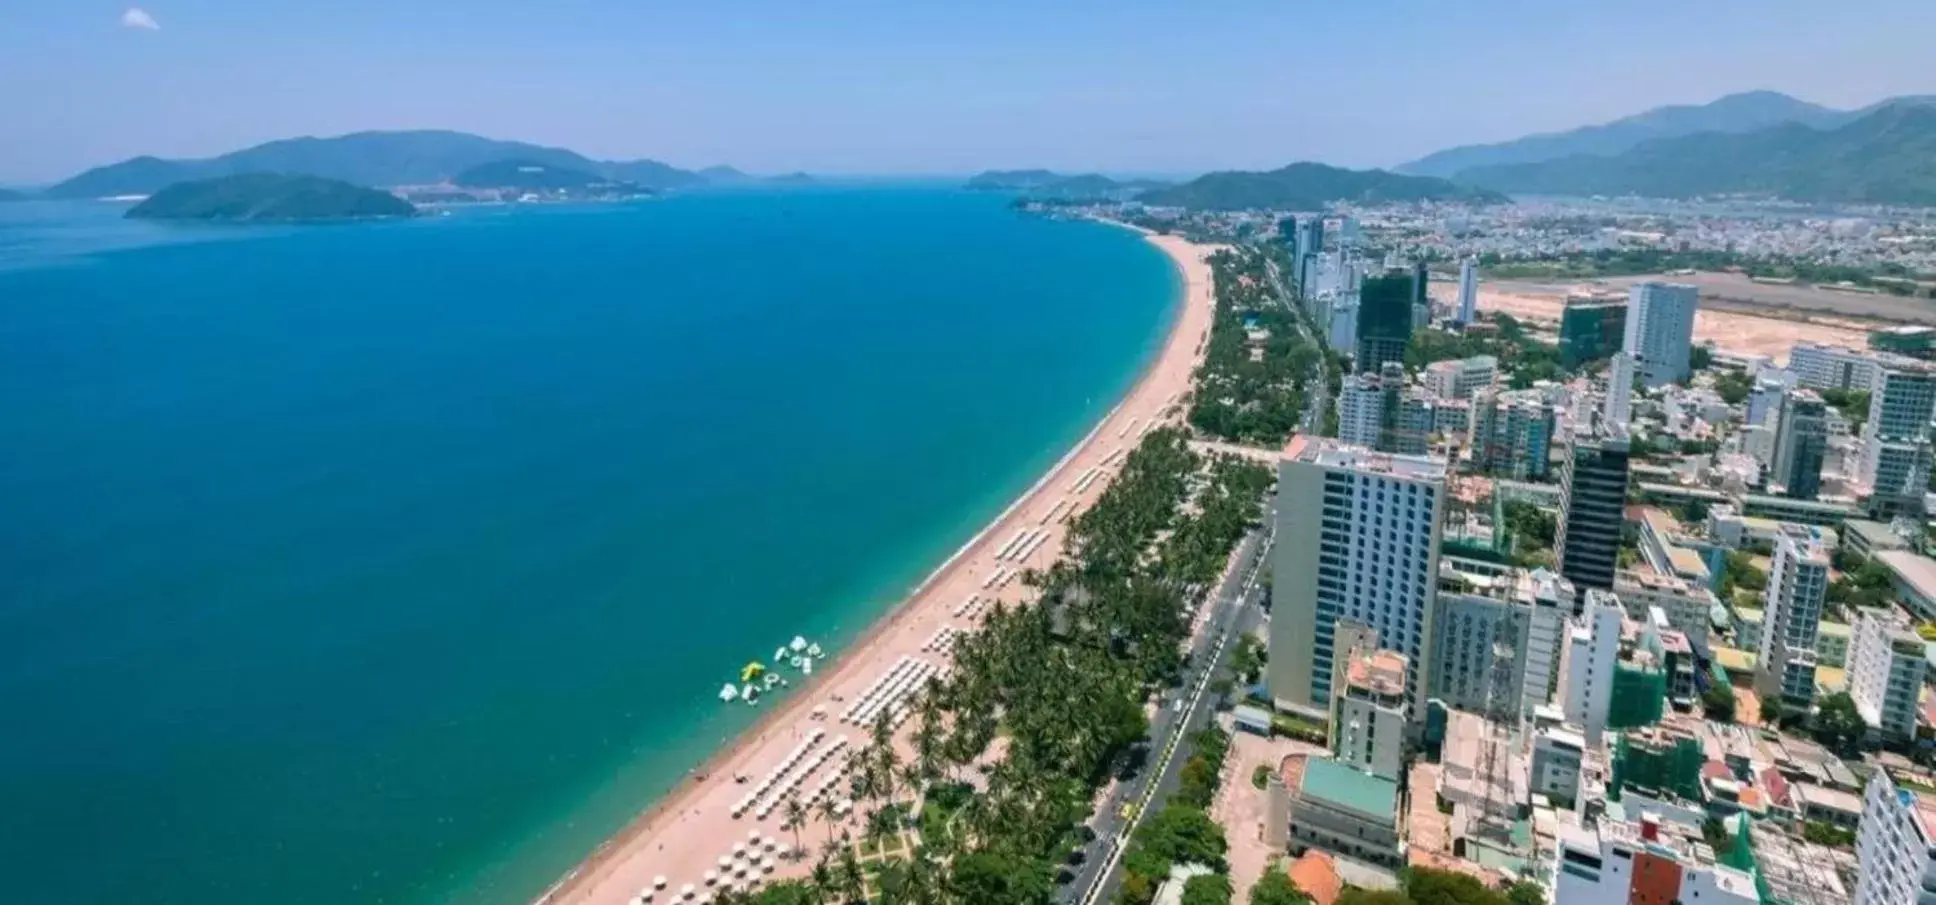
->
<box><xmin>535</xmin><ymin>228</ymin><xmax>1219</xmax><ymax>905</ymax></box>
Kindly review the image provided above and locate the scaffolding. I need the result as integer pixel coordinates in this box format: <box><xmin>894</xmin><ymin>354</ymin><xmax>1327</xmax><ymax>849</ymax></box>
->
<box><xmin>1610</xmin><ymin>730</ymin><xmax>1704</xmax><ymax>802</ymax></box>
<box><xmin>1607</xmin><ymin>661</ymin><xmax>1667</xmax><ymax>730</ymax></box>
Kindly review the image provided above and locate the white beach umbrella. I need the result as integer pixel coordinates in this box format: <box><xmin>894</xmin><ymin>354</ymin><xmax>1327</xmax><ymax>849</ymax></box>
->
<box><xmin>748</xmin><ymin>829</ymin><xmax>761</xmax><ymax>841</ymax></box>
<box><xmin>679</xmin><ymin>883</ymin><xmax>694</xmax><ymax>898</ymax></box>
<box><xmin>702</xmin><ymin>870</ymin><xmax>717</xmax><ymax>886</ymax></box>
<box><xmin>717</xmin><ymin>855</ymin><xmax>733</xmax><ymax>869</ymax></box>
<box><xmin>653</xmin><ymin>876</ymin><xmax>668</xmax><ymax>889</ymax></box>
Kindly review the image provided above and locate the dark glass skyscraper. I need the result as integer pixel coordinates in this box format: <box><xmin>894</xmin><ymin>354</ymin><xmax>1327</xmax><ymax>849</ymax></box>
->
<box><xmin>1555</xmin><ymin>433</ymin><xmax>1631</xmax><ymax>605</ymax></box>
<box><xmin>1356</xmin><ymin>272</ymin><xmax>1413</xmax><ymax>373</ymax></box>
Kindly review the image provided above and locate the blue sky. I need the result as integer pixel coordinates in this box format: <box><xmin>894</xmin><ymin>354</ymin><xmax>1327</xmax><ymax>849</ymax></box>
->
<box><xmin>3</xmin><ymin>0</ymin><xmax>1934</xmax><ymax>183</ymax></box>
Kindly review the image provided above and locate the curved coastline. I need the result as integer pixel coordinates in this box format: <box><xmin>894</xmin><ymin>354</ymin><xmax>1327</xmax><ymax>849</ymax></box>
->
<box><xmin>534</xmin><ymin>227</ymin><xmax>1220</xmax><ymax>905</ymax></box>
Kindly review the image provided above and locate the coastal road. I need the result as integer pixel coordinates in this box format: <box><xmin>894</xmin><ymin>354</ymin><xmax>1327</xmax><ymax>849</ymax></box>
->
<box><xmin>1063</xmin><ymin>494</ymin><xmax>1275</xmax><ymax>904</ymax></box>
<box><xmin>1263</xmin><ymin>257</ymin><xmax>1328</xmax><ymax>434</ymax></box>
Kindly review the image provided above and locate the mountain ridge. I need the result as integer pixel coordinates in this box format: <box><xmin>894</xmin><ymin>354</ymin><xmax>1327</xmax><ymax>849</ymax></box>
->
<box><xmin>1137</xmin><ymin>162</ymin><xmax>1504</xmax><ymax>210</ymax></box>
<box><xmin>1398</xmin><ymin>91</ymin><xmax>1929</xmax><ymax>178</ymax></box>
<box><xmin>46</xmin><ymin>130</ymin><xmax>720</xmax><ymax>199</ymax></box>
<box><xmin>1451</xmin><ymin>104</ymin><xmax>1936</xmax><ymax>205</ymax></box>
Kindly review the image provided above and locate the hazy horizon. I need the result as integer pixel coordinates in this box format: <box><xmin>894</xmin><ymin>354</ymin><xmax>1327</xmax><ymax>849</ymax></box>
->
<box><xmin>6</xmin><ymin>0</ymin><xmax>1936</xmax><ymax>184</ymax></box>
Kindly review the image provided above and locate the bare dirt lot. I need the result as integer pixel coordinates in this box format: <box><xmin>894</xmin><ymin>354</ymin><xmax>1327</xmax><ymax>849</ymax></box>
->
<box><xmin>1452</xmin><ymin>276</ymin><xmax>1880</xmax><ymax>362</ymax></box>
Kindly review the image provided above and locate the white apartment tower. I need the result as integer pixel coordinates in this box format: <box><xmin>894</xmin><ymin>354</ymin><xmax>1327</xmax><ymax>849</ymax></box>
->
<box><xmin>1557</xmin><ymin>587</ymin><xmax>1622</xmax><ymax>745</ymax></box>
<box><xmin>1860</xmin><ymin>355</ymin><xmax>1936</xmax><ymax>516</ymax></box>
<box><xmin>1623</xmin><ymin>282</ymin><xmax>1699</xmax><ymax>388</ymax></box>
<box><xmin>1754</xmin><ymin>524</ymin><xmax>1832</xmax><ymax>709</ymax></box>
<box><xmin>1855</xmin><ymin>770</ymin><xmax>1936</xmax><ymax>905</ymax></box>
<box><xmin>1849</xmin><ymin>607</ymin><xmax>1927</xmax><ymax>743</ymax></box>
<box><xmin>1606</xmin><ymin>351</ymin><xmax>1637</xmax><ymax>429</ymax></box>
<box><xmin>1269</xmin><ymin>437</ymin><xmax>1447</xmax><ymax>719</ymax></box>
<box><xmin>1456</xmin><ymin>257</ymin><xmax>1478</xmax><ymax>326</ymax></box>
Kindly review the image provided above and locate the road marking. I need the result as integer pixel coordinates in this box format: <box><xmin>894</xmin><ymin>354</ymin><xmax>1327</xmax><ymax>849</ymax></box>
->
<box><xmin>1077</xmin><ymin>536</ymin><xmax>1268</xmax><ymax>905</ymax></box>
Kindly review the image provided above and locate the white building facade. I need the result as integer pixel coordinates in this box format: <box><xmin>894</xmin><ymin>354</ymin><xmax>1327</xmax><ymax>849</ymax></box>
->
<box><xmin>1623</xmin><ymin>282</ymin><xmax>1699</xmax><ymax>388</ymax></box>
<box><xmin>1557</xmin><ymin>587</ymin><xmax>1622</xmax><ymax>744</ymax></box>
<box><xmin>1269</xmin><ymin>437</ymin><xmax>1447</xmax><ymax>718</ymax></box>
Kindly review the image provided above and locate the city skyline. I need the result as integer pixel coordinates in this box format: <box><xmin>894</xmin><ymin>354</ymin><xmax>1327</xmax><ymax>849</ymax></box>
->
<box><xmin>4</xmin><ymin>0</ymin><xmax>1936</xmax><ymax>183</ymax></box>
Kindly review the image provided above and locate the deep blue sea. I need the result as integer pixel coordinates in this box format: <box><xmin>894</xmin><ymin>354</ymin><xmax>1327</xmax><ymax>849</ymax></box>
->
<box><xmin>0</xmin><ymin>188</ymin><xmax>1177</xmax><ymax>905</ymax></box>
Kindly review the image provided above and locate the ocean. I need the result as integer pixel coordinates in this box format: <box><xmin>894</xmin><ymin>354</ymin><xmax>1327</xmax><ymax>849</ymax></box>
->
<box><xmin>0</xmin><ymin>188</ymin><xmax>1178</xmax><ymax>905</ymax></box>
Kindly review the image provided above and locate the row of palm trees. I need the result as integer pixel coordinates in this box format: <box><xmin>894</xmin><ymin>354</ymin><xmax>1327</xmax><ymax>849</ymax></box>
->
<box><xmin>721</xmin><ymin>428</ymin><xmax>1269</xmax><ymax>904</ymax></box>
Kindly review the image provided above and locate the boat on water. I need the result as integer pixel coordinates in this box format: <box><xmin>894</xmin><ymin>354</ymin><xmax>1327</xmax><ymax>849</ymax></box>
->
<box><xmin>719</xmin><ymin>684</ymin><xmax>739</xmax><ymax>703</ymax></box>
<box><xmin>807</xmin><ymin>643</ymin><xmax>824</xmax><ymax>659</ymax></box>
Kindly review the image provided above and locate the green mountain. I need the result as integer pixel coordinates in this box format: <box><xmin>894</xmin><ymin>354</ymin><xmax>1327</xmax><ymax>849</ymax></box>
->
<box><xmin>1138</xmin><ymin>162</ymin><xmax>1504</xmax><ymax>210</ymax></box>
<box><xmin>1452</xmin><ymin>104</ymin><xmax>1936</xmax><ymax>204</ymax></box>
<box><xmin>125</xmin><ymin>173</ymin><xmax>417</xmax><ymax>222</ymax></box>
<box><xmin>48</xmin><ymin>131</ymin><xmax>710</xmax><ymax>198</ymax></box>
<box><xmin>1400</xmin><ymin>91</ymin><xmax>1845</xmax><ymax>178</ymax></box>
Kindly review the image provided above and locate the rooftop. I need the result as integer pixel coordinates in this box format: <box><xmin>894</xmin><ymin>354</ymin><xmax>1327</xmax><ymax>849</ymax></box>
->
<box><xmin>1878</xmin><ymin>550</ymin><xmax>1936</xmax><ymax>597</ymax></box>
<box><xmin>1346</xmin><ymin>650</ymin><xmax>1409</xmax><ymax>697</ymax></box>
<box><xmin>1283</xmin><ymin>435</ymin><xmax>1448</xmax><ymax>482</ymax></box>
<box><xmin>1295</xmin><ymin>755</ymin><xmax>1400</xmax><ymax>820</ymax></box>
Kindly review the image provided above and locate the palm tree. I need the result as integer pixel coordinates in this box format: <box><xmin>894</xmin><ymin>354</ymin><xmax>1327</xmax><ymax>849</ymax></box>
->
<box><xmin>782</xmin><ymin>797</ymin><xmax>809</xmax><ymax>859</ymax></box>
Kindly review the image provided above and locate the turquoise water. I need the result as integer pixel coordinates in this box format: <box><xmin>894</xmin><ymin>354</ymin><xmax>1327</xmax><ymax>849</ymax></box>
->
<box><xmin>0</xmin><ymin>189</ymin><xmax>1177</xmax><ymax>905</ymax></box>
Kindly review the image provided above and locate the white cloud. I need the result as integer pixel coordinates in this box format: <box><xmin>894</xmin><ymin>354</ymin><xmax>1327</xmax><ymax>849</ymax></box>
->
<box><xmin>120</xmin><ymin>7</ymin><xmax>160</xmax><ymax>30</ymax></box>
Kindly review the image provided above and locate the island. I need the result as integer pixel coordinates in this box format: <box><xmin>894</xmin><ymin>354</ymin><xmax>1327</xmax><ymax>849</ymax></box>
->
<box><xmin>0</xmin><ymin>187</ymin><xmax>26</xmax><ymax>202</ymax></box>
<box><xmin>450</xmin><ymin>159</ymin><xmax>650</xmax><ymax>202</ymax></box>
<box><xmin>126</xmin><ymin>173</ymin><xmax>417</xmax><ymax>222</ymax></box>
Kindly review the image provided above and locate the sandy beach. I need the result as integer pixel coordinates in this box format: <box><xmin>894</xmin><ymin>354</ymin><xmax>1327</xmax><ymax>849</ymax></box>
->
<box><xmin>535</xmin><ymin>231</ymin><xmax>1219</xmax><ymax>905</ymax></box>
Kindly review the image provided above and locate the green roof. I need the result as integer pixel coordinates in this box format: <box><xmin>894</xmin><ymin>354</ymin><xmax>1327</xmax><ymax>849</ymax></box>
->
<box><xmin>1300</xmin><ymin>757</ymin><xmax>1398</xmax><ymax>819</ymax></box>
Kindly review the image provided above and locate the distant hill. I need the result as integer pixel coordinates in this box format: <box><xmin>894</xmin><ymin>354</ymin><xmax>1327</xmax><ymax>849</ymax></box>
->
<box><xmin>1137</xmin><ymin>162</ymin><xmax>1504</xmax><ymax>210</ymax></box>
<box><xmin>966</xmin><ymin>170</ymin><xmax>1064</xmax><ymax>191</ymax></box>
<box><xmin>452</xmin><ymin>159</ymin><xmax>623</xmax><ymax>192</ymax></box>
<box><xmin>47</xmin><ymin>130</ymin><xmax>710</xmax><ymax>198</ymax></box>
<box><xmin>1400</xmin><ymin>91</ymin><xmax>1842</xmax><ymax>178</ymax></box>
<box><xmin>699</xmin><ymin>165</ymin><xmax>753</xmax><ymax>183</ymax></box>
<box><xmin>125</xmin><ymin>173</ymin><xmax>417</xmax><ymax>222</ymax></box>
<box><xmin>965</xmin><ymin>170</ymin><xmax>1169</xmax><ymax>200</ymax></box>
<box><xmin>0</xmin><ymin>188</ymin><xmax>26</xmax><ymax>202</ymax></box>
<box><xmin>1451</xmin><ymin>104</ymin><xmax>1936</xmax><ymax>205</ymax></box>
<box><xmin>768</xmin><ymin>172</ymin><xmax>817</xmax><ymax>185</ymax></box>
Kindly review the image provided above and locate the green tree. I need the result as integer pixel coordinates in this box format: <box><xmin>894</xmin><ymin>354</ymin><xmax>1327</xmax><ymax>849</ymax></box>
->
<box><xmin>946</xmin><ymin>850</ymin><xmax>1053</xmax><ymax>905</ymax></box>
<box><xmin>1249</xmin><ymin>872</ymin><xmax>1312</xmax><ymax>905</ymax></box>
<box><xmin>1506</xmin><ymin>882</ymin><xmax>1546</xmax><ymax>905</ymax></box>
<box><xmin>1336</xmin><ymin>891</ymin><xmax>1410</xmax><ymax>905</ymax></box>
<box><xmin>1182</xmin><ymin>873</ymin><xmax>1234</xmax><ymax>905</ymax></box>
<box><xmin>1702</xmin><ymin>685</ymin><xmax>1737</xmax><ymax>723</ymax></box>
<box><xmin>1407</xmin><ymin>867</ymin><xmax>1509</xmax><ymax>905</ymax></box>
<box><xmin>1813</xmin><ymin>692</ymin><xmax>1869</xmax><ymax>756</ymax></box>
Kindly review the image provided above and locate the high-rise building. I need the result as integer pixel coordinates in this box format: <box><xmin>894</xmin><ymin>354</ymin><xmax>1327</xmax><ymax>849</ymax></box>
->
<box><xmin>1747</xmin><ymin>368</ymin><xmax>1797</xmax><ymax>427</ymax></box>
<box><xmin>1769</xmin><ymin>389</ymin><xmax>1828</xmax><ymax>499</ymax></box>
<box><xmin>1431</xmin><ymin>565</ymin><xmax>1572</xmax><ymax>720</ymax></box>
<box><xmin>1555</xmin><ymin>431</ymin><xmax>1631</xmax><ymax>600</ymax></box>
<box><xmin>1623</xmin><ymin>282</ymin><xmax>1699</xmax><ymax>387</ymax></box>
<box><xmin>1788</xmin><ymin>342</ymin><xmax>1880</xmax><ymax>391</ymax></box>
<box><xmin>1331</xmin><ymin>649</ymin><xmax>1409</xmax><ymax>781</ymax></box>
<box><xmin>1859</xmin><ymin>355</ymin><xmax>1936</xmax><ymax>517</ymax></box>
<box><xmin>1871</xmin><ymin>325</ymin><xmax>1936</xmax><ymax>360</ymax></box>
<box><xmin>1468</xmin><ymin>389</ymin><xmax>1555</xmax><ymax>480</ymax></box>
<box><xmin>1849</xmin><ymin>607</ymin><xmax>1925</xmax><ymax>743</ymax></box>
<box><xmin>1269</xmin><ymin>437</ymin><xmax>1446</xmax><ymax>719</ymax></box>
<box><xmin>1754</xmin><ymin>523</ymin><xmax>1832</xmax><ymax>710</ymax></box>
<box><xmin>1605</xmin><ymin>352</ymin><xmax>1636</xmax><ymax>429</ymax></box>
<box><xmin>1558</xmin><ymin>294</ymin><xmax>1627</xmax><ymax>369</ymax></box>
<box><xmin>1854</xmin><ymin>770</ymin><xmax>1936</xmax><ymax>905</ymax></box>
<box><xmin>1337</xmin><ymin>371</ymin><xmax>1387</xmax><ymax>449</ymax></box>
<box><xmin>1422</xmin><ymin>355</ymin><xmax>1497</xmax><ymax>401</ymax></box>
<box><xmin>1455</xmin><ymin>257</ymin><xmax>1478</xmax><ymax>326</ymax></box>
<box><xmin>1410</xmin><ymin>261</ymin><xmax>1431</xmax><ymax>329</ymax></box>
<box><xmin>1557</xmin><ymin>587</ymin><xmax>1623</xmax><ymax>744</ymax></box>
<box><xmin>1355</xmin><ymin>272</ymin><xmax>1414</xmax><ymax>373</ymax></box>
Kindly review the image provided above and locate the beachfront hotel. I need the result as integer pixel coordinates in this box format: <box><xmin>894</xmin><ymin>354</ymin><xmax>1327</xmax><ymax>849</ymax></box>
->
<box><xmin>1268</xmin><ymin>436</ymin><xmax>1447</xmax><ymax>722</ymax></box>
